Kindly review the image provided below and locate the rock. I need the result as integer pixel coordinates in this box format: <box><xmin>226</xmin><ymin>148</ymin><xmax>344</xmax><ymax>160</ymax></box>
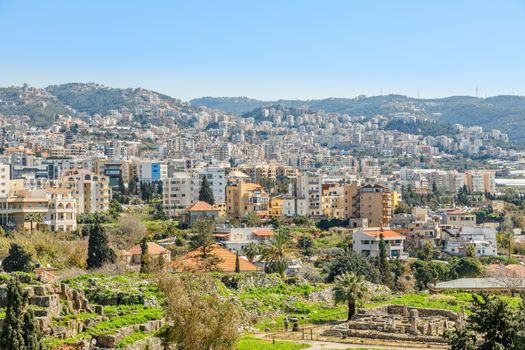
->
<box><xmin>97</xmin><ymin>334</ymin><xmax>117</xmax><ymax>348</ymax></box>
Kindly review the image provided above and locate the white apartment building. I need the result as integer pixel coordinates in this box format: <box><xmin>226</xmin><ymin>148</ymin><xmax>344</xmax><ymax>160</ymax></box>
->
<box><xmin>162</xmin><ymin>172</ymin><xmax>193</xmax><ymax>217</ymax></box>
<box><xmin>191</xmin><ymin>167</ymin><xmax>226</xmax><ymax>204</ymax></box>
<box><xmin>0</xmin><ymin>163</ymin><xmax>10</xmax><ymax>197</ymax></box>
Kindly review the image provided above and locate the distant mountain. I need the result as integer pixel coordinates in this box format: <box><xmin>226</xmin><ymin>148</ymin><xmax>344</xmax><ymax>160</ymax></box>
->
<box><xmin>191</xmin><ymin>95</ymin><xmax>525</xmax><ymax>143</ymax></box>
<box><xmin>0</xmin><ymin>83</ymin><xmax>195</xmax><ymax>127</ymax></box>
<box><xmin>46</xmin><ymin>83</ymin><xmax>186</xmax><ymax>115</ymax></box>
<box><xmin>190</xmin><ymin>96</ymin><xmax>267</xmax><ymax>115</ymax></box>
<box><xmin>0</xmin><ymin>85</ymin><xmax>73</xmax><ymax>127</ymax></box>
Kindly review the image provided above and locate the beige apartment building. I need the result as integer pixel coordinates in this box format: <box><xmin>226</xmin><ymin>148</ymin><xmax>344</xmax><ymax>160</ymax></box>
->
<box><xmin>464</xmin><ymin>170</ymin><xmax>496</xmax><ymax>194</ymax></box>
<box><xmin>60</xmin><ymin>169</ymin><xmax>111</xmax><ymax>214</ymax></box>
<box><xmin>343</xmin><ymin>183</ymin><xmax>393</xmax><ymax>227</ymax></box>
<box><xmin>0</xmin><ymin>189</ymin><xmax>77</xmax><ymax>232</ymax></box>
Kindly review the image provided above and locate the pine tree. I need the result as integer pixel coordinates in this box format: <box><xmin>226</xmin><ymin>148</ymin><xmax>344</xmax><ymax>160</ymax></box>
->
<box><xmin>235</xmin><ymin>251</ymin><xmax>240</xmax><ymax>273</ymax></box>
<box><xmin>378</xmin><ymin>233</ymin><xmax>392</xmax><ymax>288</ymax></box>
<box><xmin>86</xmin><ymin>222</ymin><xmax>117</xmax><ymax>269</ymax></box>
<box><xmin>2</xmin><ymin>243</ymin><xmax>33</xmax><ymax>272</ymax></box>
<box><xmin>198</xmin><ymin>177</ymin><xmax>215</xmax><ymax>205</ymax></box>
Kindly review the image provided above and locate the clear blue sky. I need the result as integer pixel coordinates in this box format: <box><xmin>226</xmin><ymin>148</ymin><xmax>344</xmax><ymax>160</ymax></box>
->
<box><xmin>1</xmin><ymin>0</ymin><xmax>525</xmax><ymax>100</ymax></box>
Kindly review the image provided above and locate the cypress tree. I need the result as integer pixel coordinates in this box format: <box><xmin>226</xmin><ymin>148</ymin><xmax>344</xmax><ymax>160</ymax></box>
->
<box><xmin>235</xmin><ymin>251</ymin><xmax>240</xmax><ymax>273</ymax></box>
<box><xmin>86</xmin><ymin>222</ymin><xmax>117</xmax><ymax>269</ymax></box>
<box><xmin>23</xmin><ymin>309</ymin><xmax>42</xmax><ymax>350</ymax></box>
<box><xmin>2</xmin><ymin>243</ymin><xmax>33</xmax><ymax>273</ymax></box>
<box><xmin>0</xmin><ymin>278</ymin><xmax>28</xmax><ymax>350</ymax></box>
<box><xmin>378</xmin><ymin>233</ymin><xmax>392</xmax><ymax>288</ymax></box>
<box><xmin>140</xmin><ymin>238</ymin><xmax>150</xmax><ymax>273</ymax></box>
<box><xmin>198</xmin><ymin>177</ymin><xmax>215</xmax><ymax>205</ymax></box>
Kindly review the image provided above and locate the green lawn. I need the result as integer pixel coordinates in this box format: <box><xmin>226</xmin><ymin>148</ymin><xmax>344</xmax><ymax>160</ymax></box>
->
<box><xmin>366</xmin><ymin>292</ymin><xmax>521</xmax><ymax>313</ymax></box>
<box><xmin>237</xmin><ymin>336</ymin><xmax>310</xmax><ymax>350</ymax></box>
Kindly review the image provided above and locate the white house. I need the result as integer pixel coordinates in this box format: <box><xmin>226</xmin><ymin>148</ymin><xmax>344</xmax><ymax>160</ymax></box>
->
<box><xmin>352</xmin><ymin>228</ymin><xmax>407</xmax><ymax>259</ymax></box>
<box><xmin>442</xmin><ymin>225</ymin><xmax>497</xmax><ymax>257</ymax></box>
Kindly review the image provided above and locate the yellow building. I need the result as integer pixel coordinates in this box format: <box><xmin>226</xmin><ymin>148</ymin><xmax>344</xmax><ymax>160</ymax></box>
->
<box><xmin>226</xmin><ymin>181</ymin><xmax>269</xmax><ymax>219</ymax></box>
<box><xmin>269</xmin><ymin>195</ymin><xmax>284</xmax><ymax>217</ymax></box>
<box><xmin>321</xmin><ymin>184</ymin><xmax>345</xmax><ymax>219</ymax></box>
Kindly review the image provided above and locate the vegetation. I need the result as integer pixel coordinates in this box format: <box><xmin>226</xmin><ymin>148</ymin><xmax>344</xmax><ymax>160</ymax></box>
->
<box><xmin>160</xmin><ymin>274</ymin><xmax>240</xmax><ymax>350</ymax></box>
<box><xmin>86</xmin><ymin>222</ymin><xmax>117</xmax><ymax>269</ymax></box>
<box><xmin>446</xmin><ymin>294</ymin><xmax>523</xmax><ymax>350</ymax></box>
<box><xmin>259</xmin><ymin>229</ymin><xmax>294</xmax><ymax>277</ymax></box>
<box><xmin>2</xmin><ymin>243</ymin><xmax>33</xmax><ymax>273</ymax></box>
<box><xmin>0</xmin><ymin>278</ymin><xmax>42</xmax><ymax>350</ymax></box>
<box><xmin>199</xmin><ymin>176</ymin><xmax>215</xmax><ymax>205</ymax></box>
<box><xmin>333</xmin><ymin>273</ymin><xmax>369</xmax><ymax>321</ymax></box>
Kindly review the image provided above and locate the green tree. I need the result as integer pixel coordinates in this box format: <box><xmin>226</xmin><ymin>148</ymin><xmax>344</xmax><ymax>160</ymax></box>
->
<box><xmin>190</xmin><ymin>219</ymin><xmax>222</xmax><ymax>271</ymax></box>
<box><xmin>500</xmin><ymin>230</ymin><xmax>515</xmax><ymax>262</ymax></box>
<box><xmin>2</xmin><ymin>243</ymin><xmax>33</xmax><ymax>273</ymax></box>
<box><xmin>390</xmin><ymin>258</ymin><xmax>406</xmax><ymax>291</ymax></box>
<box><xmin>86</xmin><ymin>222</ymin><xmax>117</xmax><ymax>269</ymax></box>
<box><xmin>448</xmin><ymin>257</ymin><xmax>483</xmax><ymax>279</ymax></box>
<box><xmin>412</xmin><ymin>260</ymin><xmax>449</xmax><ymax>290</ymax></box>
<box><xmin>378</xmin><ymin>233</ymin><xmax>392</xmax><ymax>288</ymax></box>
<box><xmin>417</xmin><ymin>241</ymin><xmax>436</xmax><ymax>261</ymax></box>
<box><xmin>465</xmin><ymin>243</ymin><xmax>476</xmax><ymax>258</ymax></box>
<box><xmin>24</xmin><ymin>213</ymin><xmax>44</xmax><ymax>234</ymax></box>
<box><xmin>297</xmin><ymin>234</ymin><xmax>314</xmax><ymax>256</ymax></box>
<box><xmin>447</xmin><ymin>294</ymin><xmax>522</xmax><ymax>350</ymax></box>
<box><xmin>242</xmin><ymin>212</ymin><xmax>260</xmax><ymax>227</ymax></box>
<box><xmin>198</xmin><ymin>177</ymin><xmax>215</xmax><ymax>205</ymax></box>
<box><xmin>140</xmin><ymin>238</ymin><xmax>151</xmax><ymax>274</ymax></box>
<box><xmin>234</xmin><ymin>251</ymin><xmax>240</xmax><ymax>273</ymax></box>
<box><xmin>242</xmin><ymin>242</ymin><xmax>260</xmax><ymax>263</ymax></box>
<box><xmin>0</xmin><ymin>278</ymin><xmax>42</xmax><ymax>350</ymax></box>
<box><xmin>23</xmin><ymin>309</ymin><xmax>42</xmax><ymax>350</ymax></box>
<box><xmin>259</xmin><ymin>229</ymin><xmax>293</xmax><ymax>277</ymax></box>
<box><xmin>324</xmin><ymin>250</ymin><xmax>381</xmax><ymax>283</ymax></box>
<box><xmin>159</xmin><ymin>274</ymin><xmax>240</xmax><ymax>350</ymax></box>
<box><xmin>333</xmin><ymin>272</ymin><xmax>369</xmax><ymax>321</ymax></box>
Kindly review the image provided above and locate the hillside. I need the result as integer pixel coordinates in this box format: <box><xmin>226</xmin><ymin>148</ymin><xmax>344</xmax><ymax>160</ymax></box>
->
<box><xmin>0</xmin><ymin>85</ymin><xmax>73</xmax><ymax>127</ymax></box>
<box><xmin>0</xmin><ymin>83</ymin><xmax>196</xmax><ymax>127</ymax></box>
<box><xmin>46</xmin><ymin>83</ymin><xmax>187</xmax><ymax>115</ymax></box>
<box><xmin>192</xmin><ymin>95</ymin><xmax>525</xmax><ymax>143</ymax></box>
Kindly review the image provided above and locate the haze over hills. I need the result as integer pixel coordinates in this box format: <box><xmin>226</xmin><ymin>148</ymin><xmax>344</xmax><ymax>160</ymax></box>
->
<box><xmin>2</xmin><ymin>83</ymin><xmax>525</xmax><ymax>143</ymax></box>
<box><xmin>192</xmin><ymin>95</ymin><xmax>525</xmax><ymax>143</ymax></box>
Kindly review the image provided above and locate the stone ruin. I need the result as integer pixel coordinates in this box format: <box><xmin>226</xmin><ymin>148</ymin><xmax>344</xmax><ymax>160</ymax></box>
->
<box><xmin>322</xmin><ymin>304</ymin><xmax>464</xmax><ymax>344</ymax></box>
<box><xmin>0</xmin><ymin>282</ymin><xmax>100</xmax><ymax>337</ymax></box>
<box><xmin>0</xmin><ymin>280</ymin><xmax>165</xmax><ymax>349</ymax></box>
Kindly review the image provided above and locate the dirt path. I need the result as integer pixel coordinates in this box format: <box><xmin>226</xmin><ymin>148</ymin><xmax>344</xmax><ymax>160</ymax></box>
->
<box><xmin>256</xmin><ymin>333</ymin><xmax>446</xmax><ymax>350</ymax></box>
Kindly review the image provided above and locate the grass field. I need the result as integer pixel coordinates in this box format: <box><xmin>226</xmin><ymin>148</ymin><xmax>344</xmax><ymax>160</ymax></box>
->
<box><xmin>237</xmin><ymin>336</ymin><xmax>310</xmax><ymax>350</ymax></box>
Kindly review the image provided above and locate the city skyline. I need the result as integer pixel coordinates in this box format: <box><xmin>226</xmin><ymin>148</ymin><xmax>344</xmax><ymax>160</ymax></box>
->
<box><xmin>1</xmin><ymin>0</ymin><xmax>525</xmax><ymax>100</ymax></box>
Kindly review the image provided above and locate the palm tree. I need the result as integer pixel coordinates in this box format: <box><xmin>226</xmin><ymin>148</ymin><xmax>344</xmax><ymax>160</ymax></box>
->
<box><xmin>243</xmin><ymin>212</ymin><xmax>260</xmax><ymax>227</ymax></box>
<box><xmin>259</xmin><ymin>229</ymin><xmax>293</xmax><ymax>277</ymax></box>
<box><xmin>242</xmin><ymin>242</ymin><xmax>260</xmax><ymax>263</ymax></box>
<box><xmin>24</xmin><ymin>213</ymin><xmax>44</xmax><ymax>234</ymax></box>
<box><xmin>333</xmin><ymin>272</ymin><xmax>369</xmax><ymax>321</ymax></box>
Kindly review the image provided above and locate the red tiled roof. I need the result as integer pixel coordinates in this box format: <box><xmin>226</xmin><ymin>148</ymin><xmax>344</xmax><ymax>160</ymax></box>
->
<box><xmin>253</xmin><ymin>230</ymin><xmax>273</xmax><ymax>237</ymax></box>
<box><xmin>186</xmin><ymin>201</ymin><xmax>217</xmax><ymax>212</ymax></box>
<box><xmin>127</xmin><ymin>242</ymin><xmax>168</xmax><ymax>256</ymax></box>
<box><xmin>363</xmin><ymin>229</ymin><xmax>404</xmax><ymax>239</ymax></box>
<box><xmin>170</xmin><ymin>245</ymin><xmax>259</xmax><ymax>272</ymax></box>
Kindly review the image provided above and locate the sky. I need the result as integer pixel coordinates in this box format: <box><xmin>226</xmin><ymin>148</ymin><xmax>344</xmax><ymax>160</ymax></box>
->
<box><xmin>1</xmin><ymin>0</ymin><xmax>525</xmax><ymax>101</ymax></box>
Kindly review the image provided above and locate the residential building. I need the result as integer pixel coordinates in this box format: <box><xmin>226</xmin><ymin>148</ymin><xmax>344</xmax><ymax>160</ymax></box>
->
<box><xmin>60</xmin><ymin>169</ymin><xmax>111</xmax><ymax>214</ymax></box>
<box><xmin>352</xmin><ymin>228</ymin><xmax>406</xmax><ymax>259</ymax></box>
